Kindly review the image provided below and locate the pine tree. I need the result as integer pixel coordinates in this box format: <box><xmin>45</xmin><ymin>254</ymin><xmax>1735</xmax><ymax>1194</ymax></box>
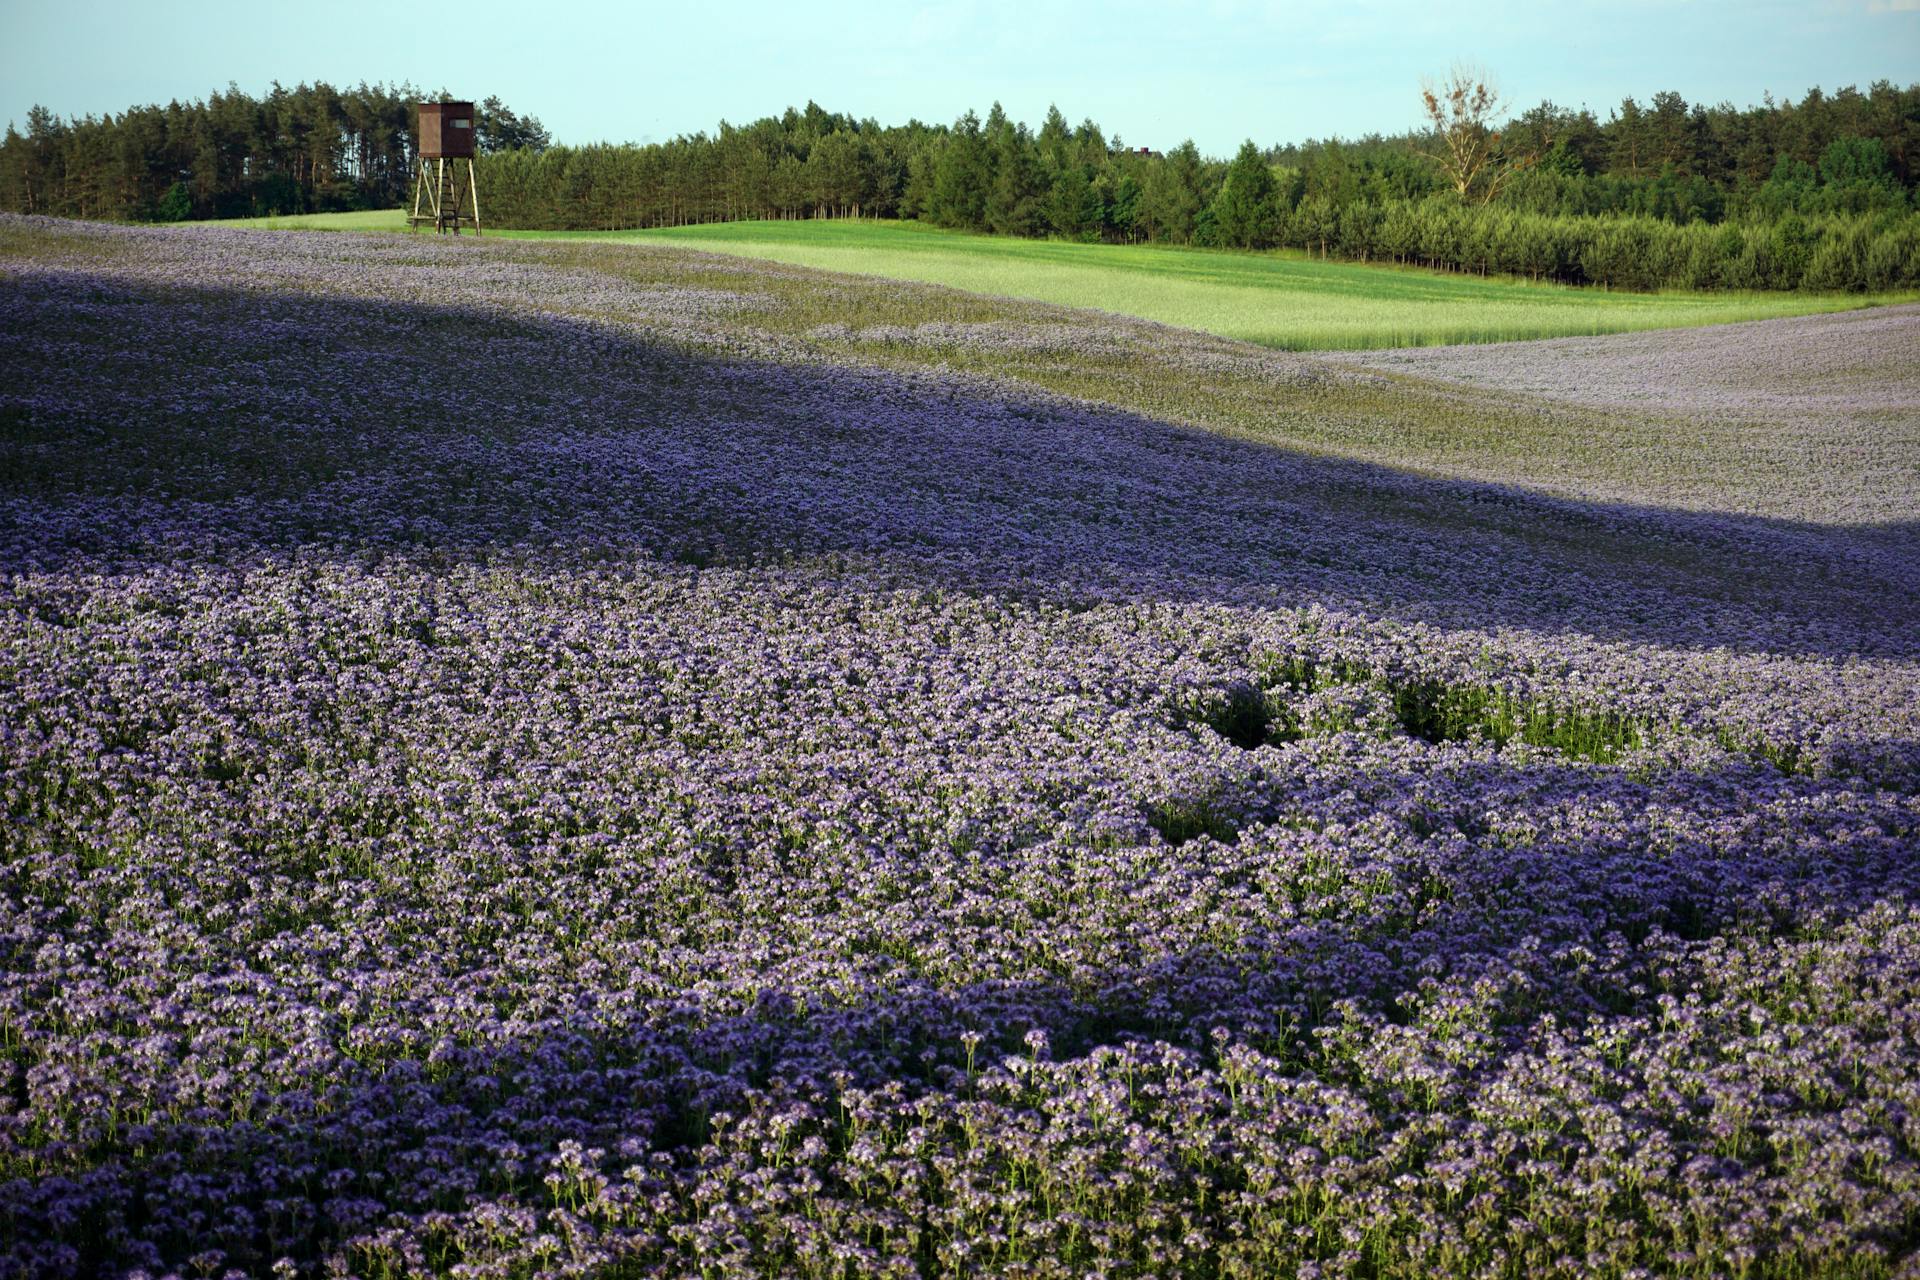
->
<box><xmin>1210</xmin><ymin>140</ymin><xmax>1278</xmax><ymax>248</ymax></box>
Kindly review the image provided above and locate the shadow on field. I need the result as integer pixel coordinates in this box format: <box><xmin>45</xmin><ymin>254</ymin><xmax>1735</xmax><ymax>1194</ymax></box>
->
<box><xmin>8</xmin><ymin>739</ymin><xmax>1917</xmax><ymax>1272</ymax></box>
<box><xmin>1</xmin><ymin>269</ymin><xmax>1916</xmax><ymax>661</ymax></box>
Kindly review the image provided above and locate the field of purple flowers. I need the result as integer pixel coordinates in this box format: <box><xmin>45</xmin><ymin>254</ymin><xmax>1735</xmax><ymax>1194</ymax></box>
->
<box><xmin>3</xmin><ymin>215</ymin><xmax>1919</xmax><ymax>1278</ymax></box>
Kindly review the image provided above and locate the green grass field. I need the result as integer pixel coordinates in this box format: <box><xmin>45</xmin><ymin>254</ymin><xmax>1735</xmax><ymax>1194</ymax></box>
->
<box><xmin>219</xmin><ymin>209</ymin><xmax>1912</xmax><ymax>349</ymax></box>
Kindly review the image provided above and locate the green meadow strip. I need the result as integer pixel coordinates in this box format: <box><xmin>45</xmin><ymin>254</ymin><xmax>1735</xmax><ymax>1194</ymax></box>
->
<box><xmin>215</xmin><ymin>210</ymin><xmax>1914</xmax><ymax>351</ymax></box>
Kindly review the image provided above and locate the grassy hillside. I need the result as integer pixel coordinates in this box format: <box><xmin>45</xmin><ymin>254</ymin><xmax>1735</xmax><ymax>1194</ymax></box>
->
<box><xmin>217</xmin><ymin>209</ymin><xmax>1912</xmax><ymax>349</ymax></box>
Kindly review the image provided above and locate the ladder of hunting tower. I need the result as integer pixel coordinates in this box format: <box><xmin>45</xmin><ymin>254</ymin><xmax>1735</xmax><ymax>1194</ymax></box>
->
<box><xmin>410</xmin><ymin>156</ymin><xmax>481</xmax><ymax>235</ymax></box>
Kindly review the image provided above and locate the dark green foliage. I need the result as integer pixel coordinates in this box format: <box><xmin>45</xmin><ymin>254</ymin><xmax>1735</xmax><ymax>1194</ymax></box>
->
<box><xmin>1816</xmin><ymin>137</ymin><xmax>1905</xmax><ymax>215</ymax></box>
<box><xmin>1171</xmin><ymin>655</ymin><xmax>1660</xmax><ymax>767</ymax></box>
<box><xmin>460</xmin><ymin>88</ymin><xmax>1917</xmax><ymax>290</ymax></box>
<box><xmin>155</xmin><ymin>181</ymin><xmax>191</xmax><ymax>223</ymax></box>
<box><xmin>1820</xmin><ymin>136</ymin><xmax>1893</xmax><ymax>187</ymax></box>
<box><xmin>8</xmin><ymin>81</ymin><xmax>1920</xmax><ymax>291</ymax></box>
<box><xmin>984</xmin><ymin>106</ymin><xmax>1045</xmax><ymax>237</ymax></box>
<box><xmin>1144</xmin><ymin>797</ymin><xmax>1241</xmax><ymax>846</ymax></box>
<box><xmin>929</xmin><ymin>111</ymin><xmax>989</xmax><ymax>230</ymax></box>
<box><xmin>1254</xmin><ymin>653</ymin><xmax>1651</xmax><ymax>765</ymax></box>
<box><xmin>1209</xmin><ymin>141</ymin><xmax>1281</xmax><ymax>249</ymax></box>
<box><xmin>1176</xmin><ymin>682</ymin><xmax>1290</xmax><ymax>750</ymax></box>
<box><xmin>0</xmin><ymin>82</ymin><xmax>545</xmax><ymax>222</ymax></box>
<box><xmin>1046</xmin><ymin>164</ymin><xmax>1102</xmax><ymax>241</ymax></box>
<box><xmin>1139</xmin><ymin>140</ymin><xmax>1210</xmax><ymax>243</ymax></box>
<box><xmin>1384</xmin><ymin>679</ymin><xmax>1646</xmax><ymax>763</ymax></box>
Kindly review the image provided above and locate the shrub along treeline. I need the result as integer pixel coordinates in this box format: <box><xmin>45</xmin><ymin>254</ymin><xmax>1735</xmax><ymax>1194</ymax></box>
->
<box><xmin>7</xmin><ymin>84</ymin><xmax>1920</xmax><ymax>290</ymax></box>
<box><xmin>0</xmin><ymin>82</ymin><xmax>548</xmax><ymax>221</ymax></box>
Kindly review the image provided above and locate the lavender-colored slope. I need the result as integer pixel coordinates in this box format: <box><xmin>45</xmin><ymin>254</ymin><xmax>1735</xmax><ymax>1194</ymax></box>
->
<box><xmin>1343</xmin><ymin>306</ymin><xmax>1920</xmax><ymax>527</ymax></box>
<box><xmin>1348</xmin><ymin>305</ymin><xmax>1920</xmax><ymax>421</ymax></box>
<box><xmin>2</xmin><ymin>219</ymin><xmax>1917</xmax><ymax>1279</ymax></box>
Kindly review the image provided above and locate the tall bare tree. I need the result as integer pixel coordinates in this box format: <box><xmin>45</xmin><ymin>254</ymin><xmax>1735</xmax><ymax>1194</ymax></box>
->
<box><xmin>1421</xmin><ymin>64</ymin><xmax>1508</xmax><ymax>202</ymax></box>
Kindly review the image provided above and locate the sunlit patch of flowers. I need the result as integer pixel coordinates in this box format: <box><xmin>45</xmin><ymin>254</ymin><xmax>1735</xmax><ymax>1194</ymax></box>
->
<box><xmin>2</xmin><ymin>217</ymin><xmax>1918</xmax><ymax>1278</ymax></box>
<box><xmin>1353</xmin><ymin>305</ymin><xmax>1920</xmax><ymax>525</ymax></box>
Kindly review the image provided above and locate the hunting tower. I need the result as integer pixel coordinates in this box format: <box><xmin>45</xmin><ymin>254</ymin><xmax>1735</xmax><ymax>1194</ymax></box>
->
<box><xmin>410</xmin><ymin>101</ymin><xmax>481</xmax><ymax>235</ymax></box>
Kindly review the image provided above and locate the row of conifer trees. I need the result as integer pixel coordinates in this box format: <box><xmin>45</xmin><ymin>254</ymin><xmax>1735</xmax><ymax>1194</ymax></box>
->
<box><xmin>0</xmin><ymin>83</ymin><xmax>547</xmax><ymax>221</ymax></box>
<box><xmin>7</xmin><ymin>88</ymin><xmax>1919</xmax><ymax>289</ymax></box>
<box><xmin>474</xmin><ymin>123</ymin><xmax>1919</xmax><ymax>291</ymax></box>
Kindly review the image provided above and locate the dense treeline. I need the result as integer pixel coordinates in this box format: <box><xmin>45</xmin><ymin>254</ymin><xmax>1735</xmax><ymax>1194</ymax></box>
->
<box><xmin>7</xmin><ymin>82</ymin><xmax>1920</xmax><ymax>289</ymax></box>
<box><xmin>0</xmin><ymin>83</ymin><xmax>547</xmax><ymax>221</ymax></box>
<box><xmin>474</xmin><ymin>89</ymin><xmax>1920</xmax><ymax>290</ymax></box>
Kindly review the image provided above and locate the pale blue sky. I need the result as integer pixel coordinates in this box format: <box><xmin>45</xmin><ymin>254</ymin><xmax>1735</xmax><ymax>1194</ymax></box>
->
<box><xmin>5</xmin><ymin>0</ymin><xmax>1916</xmax><ymax>155</ymax></box>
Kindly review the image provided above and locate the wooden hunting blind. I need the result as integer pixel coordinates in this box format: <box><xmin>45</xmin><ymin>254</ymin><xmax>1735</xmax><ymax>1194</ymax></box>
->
<box><xmin>410</xmin><ymin>100</ymin><xmax>481</xmax><ymax>235</ymax></box>
<box><xmin>417</xmin><ymin>102</ymin><xmax>477</xmax><ymax>159</ymax></box>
